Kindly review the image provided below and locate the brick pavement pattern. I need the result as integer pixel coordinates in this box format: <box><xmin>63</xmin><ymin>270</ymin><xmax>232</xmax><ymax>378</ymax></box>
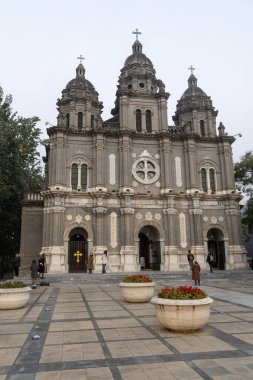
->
<box><xmin>1</xmin><ymin>270</ymin><xmax>253</xmax><ymax>379</ymax></box>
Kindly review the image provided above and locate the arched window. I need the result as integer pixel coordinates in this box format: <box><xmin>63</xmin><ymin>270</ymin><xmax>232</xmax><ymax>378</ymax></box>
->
<box><xmin>146</xmin><ymin>110</ymin><xmax>152</xmax><ymax>133</ymax></box>
<box><xmin>66</xmin><ymin>113</ymin><xmax>70</xmax><ymax>129</ymax></box>
<box><xmin>200</xmin><ymin>120</ymin><xmax>205</xmax><ymax>136</ymax></box>
<box><xmin>78</xmin><ymin>112</ymin><xmax>83</xmax><ymax>129</ymax></box>
<box><xmin>71</xmin><ymin>164</ymin><xmax>78</xmax><ymax>190</ymax></box>
<box><xmin>81</xmin><ymin>164</ymin><xmax>87</xmax><ymax>189</ymax></box>
<box><xmin>209</xmin><ymin>168</ymin><xmax>216</xmax><ymax>193</ymax></box>
<box><xmin>91</xmin><ymin>115</ymin><xmax>95</xmax><ymax>128</ymax></box>
<box><xmin>136</xmin><ymin>109</ymin><xmax>142</xmax><ymax>132</ymax></box>
<box><xmin>201</xmin><ymin>165</ymin><xmax>216</xmax><ymax>194</ymax></box>
<box><xmin>71</xmin><ymin>162</ymin><xmax>88</xmax><ymax>191</ymax></box>
<box><xmin>188</xmin><ymin>121</ymin><xmax>192</xmax><ymax>131</ymax></box>
<box><xmin>201</xmin><ymin>168</ymin><xmax>207</xmax><ymax>192</ymax></box>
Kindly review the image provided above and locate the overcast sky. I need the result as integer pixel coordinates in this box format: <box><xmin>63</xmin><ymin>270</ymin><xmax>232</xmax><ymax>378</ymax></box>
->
<box><xmin>1</xmin><ymin>0</ymin><xmax>252</xmax><ymax>162</ymax></box>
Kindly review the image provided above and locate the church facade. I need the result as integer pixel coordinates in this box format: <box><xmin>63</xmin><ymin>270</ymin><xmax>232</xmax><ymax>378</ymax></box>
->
<box><xmin>20</xmin><ymin>35</ymin><xmax>246</xmax><ymax>273</ymax></box>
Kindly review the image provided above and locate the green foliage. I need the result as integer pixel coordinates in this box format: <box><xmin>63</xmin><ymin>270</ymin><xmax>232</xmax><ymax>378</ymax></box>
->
<box><xmin>0</xmin><ymin>281</ymin><xmax>27</xmax><ymax>289</ymax></box>
<box><xmin>0</xmin><ymin>87</ymin><xmax>44</xmax><ymax>257</ymax></box>
<box><xmin>122</xmin><ymin>274</ymin><xmax>153</xmax><ymax>283</ymax></box>
<box><xmin>235</xmin><ymin>151</ymin><xmax>253</xmax><ymax>233</ymax></box>
<box><xmin>157</xmin><ymin>285</ymin><xmax>207</xmax><ymax>300</ymax></box>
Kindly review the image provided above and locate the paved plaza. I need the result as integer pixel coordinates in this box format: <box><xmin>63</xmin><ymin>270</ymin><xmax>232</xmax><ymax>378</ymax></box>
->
<box><xmin>1</xmin><ymin>270</ymin><xmax>253</xmax><ymax>379</ymax></box>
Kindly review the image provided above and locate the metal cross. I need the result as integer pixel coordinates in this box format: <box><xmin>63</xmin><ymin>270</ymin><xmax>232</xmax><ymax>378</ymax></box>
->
<box><xmin>74</xmin><ymin>250</ymin><xmax>83</xmax><ymax>263</ymax></box>
<box><xmin>188</xmin><ymin>65</ymin><xmax>195</xmax><ymax>75</ymax></box>
<box><xmin>132</xmin><ymin>28</ymin><xmax>142</xmax><ymax>40</ymax></box>
<box><xmin>77</xmin><ymin>54</ymin><xmax>85</xmax><ymax>64</ymax></box>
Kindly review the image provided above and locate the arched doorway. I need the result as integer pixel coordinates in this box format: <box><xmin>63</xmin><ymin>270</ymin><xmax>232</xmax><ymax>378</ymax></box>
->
<box><xmin>68</xmin><ymin>227</ymin><xmax>88</xmax><ymax>272</ymax></box>
<box><xmin>139</xmin><ymin>225</ymin><xmax>161</xmax><ymax>270</ymax></box>
<box><xmin>207</xmin><ymin>228</ymin><xmax>225</xmax><ymax>270</ymax></box>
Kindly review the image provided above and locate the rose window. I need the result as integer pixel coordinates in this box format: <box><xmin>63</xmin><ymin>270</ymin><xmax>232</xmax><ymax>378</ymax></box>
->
<box><xmin>132</xmin><ymin>158</ymin><xmax>160</xmax><ymax>184</ymax></box>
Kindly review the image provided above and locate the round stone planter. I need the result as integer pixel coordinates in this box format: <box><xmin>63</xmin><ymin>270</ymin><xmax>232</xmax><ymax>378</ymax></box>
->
<box><xmin>119</xmin><ymin>282</ymin><xmax>155</xmax><ymax>303</ymax></box>
<box><xmin>151</xmin><ymin>296</ymin><xmax>213</xmax><ymax>332</ymax></box>
<box><xmin>0</xmin><ymin>287</ymin><xmax>31</xmax><ymax>310</ymax></box>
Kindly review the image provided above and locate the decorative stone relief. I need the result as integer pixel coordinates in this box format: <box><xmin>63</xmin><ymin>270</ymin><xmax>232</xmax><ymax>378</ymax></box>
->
<box><xmin>132</xmin><ymin>181</ymin><xmax>138</xmax><ymax>187</ymax></box>
<box><xmin>110</xmin><ymin>212</ymin><xmax>117</xmax><ymax>248</ymax></box>
<box><xmin>190</xmin><ymin>209</ymin><xmax>203</xmax><ymax>215</ymax></box>
<box><xmin>93</xmin><ymin>207</ymin><xmax>107</xmax><ymax>214</ymax></box>
<box><xmin>155</xmin><ymin>154</ymin><xmax>160</xmax><ymax>159</ymax></box>
<box><xmin>140</xmin><ymin>149</ymin><xmax>151</xmax><ymax>157</ymax></box>
<box><xmin>136</xmin><ymin>213</ymin><xmax>142</xmax><ymax>220</ymax></box>
<box><xmin>155</xmin><ymin>213</ymin><xmax>161</xmax><ymax>220</ymax></box>
<box><xmin>203</xmin><ymin>216</ymin><xmax>209</xmax><ymax>222</ymax></box>
<box><xmin>179</xmin><ymin>212</ymin><xmax>187</xmax><ymax>248</ymax></box>
<box><xmin>85</xmin><ymin>215</ymin><xmax>91</xmax><ymax>221</ymax></box>
<box><xmin>211</xmin><ymin>216</ymin><xmax>217</xmax><ymax>224</ymax></box>
<box><xmin>218</xmin><ymin>216</ymin><xmax>224</xmax><ymax>222</ymax></box>
<box><xmin>132</xmin><ymin>153</ymin><xmax>136</xmax><ymax>158</ymax></box>
<box><xmin>66</xmin><ymin>214</ymin><xmax>73</xmax><ymax>221</ymax></box>
<box><xmin>120</xmin><ymin>207</ymin><xmax>135</xmax><ymax>214</ymax></box>
<box><xmin>155</xmin><ymin>181</ymin><xmax>161</xmax><ymax>187</ymax></box>
<box><xmin>175</xmin><ymin>157</ymin><xmax>182</xmax><ymax>187</ymax></box>
<box><xmin>109</xmin><ymin>154</ymin><xmax>116</xmax><ymax>185</ymax></box>
<box><xmin>145</xmin><ymin>212</ymin><xmax>153</xmax><ymax>221</ymax></box>
<box><xmin>75</xmin><ymin>215</ymin><xmax>83</xmax><ymax>224</ymax></box>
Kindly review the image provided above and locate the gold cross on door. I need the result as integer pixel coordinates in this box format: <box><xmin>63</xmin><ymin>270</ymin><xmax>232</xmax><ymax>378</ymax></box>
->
<box><xmin>74</xmin><ymin>250</ymin><xmax>83</xmax><ymax>263</ymax></box>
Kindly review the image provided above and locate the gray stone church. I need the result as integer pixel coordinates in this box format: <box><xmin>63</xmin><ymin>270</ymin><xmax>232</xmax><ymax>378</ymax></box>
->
<box><xmin>20</xmin><ymin>34</ymin><xmax>246</xmax><ymax>273</ymax></box>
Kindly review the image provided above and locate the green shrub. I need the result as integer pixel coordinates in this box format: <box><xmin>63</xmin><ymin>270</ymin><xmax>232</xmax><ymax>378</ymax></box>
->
<box><xmin>0</xmin><ymin>281</ymin><xmax>27</xmax><ymax>289</ymax></box>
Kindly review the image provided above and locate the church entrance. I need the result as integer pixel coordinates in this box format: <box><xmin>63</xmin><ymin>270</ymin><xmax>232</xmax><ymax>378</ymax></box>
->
<box><xmin>68</xmin><ymin>228</ymin><xmax>88</xmax><ymax>272</ymax></box>
<box><xmin>138</xmin><ymin>226</ymin><xmax>161</xmax><ymax>271</ymax></box>
<box><xmin>207</xmin><ymin>228</ymin><xmax>226</xmax><ymax>270</ymax></box>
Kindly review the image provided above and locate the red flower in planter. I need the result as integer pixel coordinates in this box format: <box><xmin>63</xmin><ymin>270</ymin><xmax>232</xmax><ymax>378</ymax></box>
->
<box><xmin>122</xmin><ymin>274</ymin><xmax>153</xmax><ymax>283</ymax></box>
<box><xmin>157</xmin><ymin>285</ymin><xmax>207</xmax><ymax>300</ymax></box>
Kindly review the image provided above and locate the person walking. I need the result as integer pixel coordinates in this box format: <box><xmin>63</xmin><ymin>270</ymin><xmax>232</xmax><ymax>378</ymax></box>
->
<box><xmin>101</xmin><ymin>250</ymin><xmax>108</xmax><ymax>274</ymax></box>
<box><xmin>192</xmin><ymin>260</ymin><xmax>201</xmax><ymax>286</ymax></box>
<box><xmin>206</xmin><ymin>252</ymin><xmax>214</xmax><ymax>272</ymax></box>
<box><xmin>13</xmin><ymin>253</ymin><xmax>21</xmax><ymax>277</ymax></box>
<box><xmin>87</xmin><ymin>252</ymin><xmax>94</xmax><ymax>274</ymax></box>
<box><xmin>38</xmin><ymin>253</ymin><xmax>46</xmax><ymax>279</ymax></box>
<box><xmin>30</xmin><ymin>259</ymin><xmax>38</xmax><ymax>289</ymax></box>
<box><xmin>187</xmin><ymin>250</ymin><xmax>194</xmax><ymax>270</ymax></box>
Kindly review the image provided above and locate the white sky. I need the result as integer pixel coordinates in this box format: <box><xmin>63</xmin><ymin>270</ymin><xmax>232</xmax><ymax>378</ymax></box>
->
<box><xmin>1</xmin><ymin>0</ymin><xmax>252</xmax><ymax>162</ymax></box>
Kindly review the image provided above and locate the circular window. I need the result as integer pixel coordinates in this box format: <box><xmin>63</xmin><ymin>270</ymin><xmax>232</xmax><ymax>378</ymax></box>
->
<box><xmin>139</xmin><ymin>83</ymin><xmax>145</xmax><ymax>88</ymax></box>
<box><xmin>132</xmin><ymin>158</ymin><xmax>160</xmax><ymax>184</ymax></box>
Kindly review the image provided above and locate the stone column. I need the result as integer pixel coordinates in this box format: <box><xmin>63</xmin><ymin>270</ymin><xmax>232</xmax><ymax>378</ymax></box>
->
<box><xmin>92</xmin><ymin>207</ymin><xmax>107</xmax><ymax>247</ymax></box>
<box><xmin>95</xmin><ymin>134</ymin><xmax>105</xmax><ymax>187</ymax></box>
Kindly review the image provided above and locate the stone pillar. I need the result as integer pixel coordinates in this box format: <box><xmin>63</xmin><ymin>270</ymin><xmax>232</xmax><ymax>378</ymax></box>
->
<box><xmin>96</xmin><ymin>134</ymin><xmax>105</xmax><ymax>186</ymax></box>
<box><xmin>120</xmin><ymin>207</ymin><xmax>136</xmax><ymax>271</ymax></box>
<box><xmin>93</xmin><ymin>207</ymin><xmax>107</xmax><ymax>247</ymax></box>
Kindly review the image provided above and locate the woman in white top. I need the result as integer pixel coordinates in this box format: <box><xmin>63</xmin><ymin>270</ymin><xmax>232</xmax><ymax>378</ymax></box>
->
<box><xmin>101</xmin><ymin>250</ymin><xmax>108</xmax><ymax>274</ymax></box>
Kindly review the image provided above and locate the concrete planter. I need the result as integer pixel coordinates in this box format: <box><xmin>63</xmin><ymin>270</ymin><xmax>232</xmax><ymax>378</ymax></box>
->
<box><xmin>0</xmin><ymin>287</ymin><xmax>31</xmax><ymax>310</ymax></box>
<box><xmin>151</xmin><ymin>296</ymin><xmax>213</xmax><ymax>332</ymax></box>
<box><xmin>119</xmin><ymin>282</ymin><xmax>155</xmax><ymax>303</ymax></box>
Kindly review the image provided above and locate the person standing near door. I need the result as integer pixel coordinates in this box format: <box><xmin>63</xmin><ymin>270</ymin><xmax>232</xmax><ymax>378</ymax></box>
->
<box><xmin>101</xmin><ymin>250</ymin><xmax>108</xmax><ymax>274</ymax></box>
<box><xmin>206</xmin><ymin>252</ymin><xmax>214</xmax><ymax>272</ymax></box>
<box><xmin>187</xmin><ymin>250</ymin><xmax>194</xmax><ymax>270</ymax></box>
<box><xmin>192</xmin><ymin>260</ymin><xmax>201</xmax><ymax>286</ymax></box>
<box><xmin>13</xmin><ymin>253</ymin><xmax>21</xmax><ymax>277</ymax></box>
<box><xmin>87</xmin><ymin>252</ymin><xmax>94</xmax><ymax>274</ymax></box>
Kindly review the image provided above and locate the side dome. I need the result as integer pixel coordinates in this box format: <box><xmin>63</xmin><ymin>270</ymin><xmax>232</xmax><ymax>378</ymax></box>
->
<box><xmin>64</xmin><ymin>63</ymin><xmax>96</xmax><ymax>93</ymax></box>
<box><xmin>176</xmin><ymin>74</ymin><xmax>214</xmax><ymax>112</ymax></box>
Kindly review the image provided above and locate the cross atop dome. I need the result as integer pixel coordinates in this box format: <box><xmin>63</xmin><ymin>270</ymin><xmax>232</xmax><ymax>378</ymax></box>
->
<box><xmin>77</xmin><ymin>54</ymin><xmax>85</xmax><ymax>64</ymax></box>
<box><xmin>188</xmin><ymin>65</ymin><xmax>195</xmax><ymax>75</ymax></box>
<box><xmin>132</xmin><ymin>28</ymin><xmax>142</xmax><ymax>41</ymax></box>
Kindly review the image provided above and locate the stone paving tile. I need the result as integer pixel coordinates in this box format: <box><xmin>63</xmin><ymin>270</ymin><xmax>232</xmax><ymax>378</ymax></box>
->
<box><xmin>209</xmin><ymin>313</ymin><xmax>241</xmax><ymax>323</ymax></box>
<box><xmin>0</xmin><ymin>324</ymin><xmax>33</xmax><ymax>334</ymax></box>
<box><xmin>35</xmin><ymin>367</ymin><xmax>113</xmax><ymax>379</ymax></box>
<box><xmin>233</xmin><ymin>333</ymin><xmax>253</xmax><ymax>345</ymax></box>
<box><xmin>96</xmin><ymin>317</ymin><xmax>141</xmax><ymax>329</ymax></box>
<box><xmin>193</xmin><ymin>356</ymin><xmax>253</xmax><ymax>379</ymax></box>
<box><xmin>48</xmin><ymin>320</ymin><xmax>94</xmax><ymax>332</ymax></box>
<box><xmin>229</xmin><ymin>312</ymin><xmax>253</xmax><ymax>321</ymax></box>
<box><xmin>51</xmin><ymin>311</ymin><xmax>90</xmax><ymax>320</ymax></box>
<box><xmin>107</xmin><ymin>338</ymin><xmax>173</xmax><ymax>358</ymax></box>
<box><xmin>45</xmin><ymin>330</ymin><xmax>98</xmax><ymax>345</ymax></box>
<box><xmin>0</xmin><ymin>334</ymin><xmax>27</xmax><ymax>348</ymax></box>
<box><xmin>92</xmin><ymin>309</ymin><xmax>131</xmax><ymax>318</ymax></box>
<box><xmin>118</xmin><ymin>361</ymin><xmax>202</xmax><ymax>379</ymax></box>
<box><xmin>101</xmin><ymin>327</ymin><xmax>154</xmax><ymax>341</ymax></box>
<box><xmin>211</xmin><ymin>321</ymin><xmax>253</xmax><ymax>334</ymax></box>
<box><xmin>0</xmin><ymin>348</ymin><xmax>20</xmax><ymax>366</ymax></box>
<box><xmin>164</xmin><ymin>334</ymin><xmax>236</xmax><ymax>353</ymax></box>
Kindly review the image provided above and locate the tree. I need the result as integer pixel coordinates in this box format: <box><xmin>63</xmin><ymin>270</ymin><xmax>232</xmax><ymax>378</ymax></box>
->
<box><xmin>234</xmin><ymin>151</ymin><xmax>253</xmax><ymax>234</ymax></box>
<box><xmin>0</xmin><ymin>87</ymin><xmax>43</xmax><ymax>258</ymax></box>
